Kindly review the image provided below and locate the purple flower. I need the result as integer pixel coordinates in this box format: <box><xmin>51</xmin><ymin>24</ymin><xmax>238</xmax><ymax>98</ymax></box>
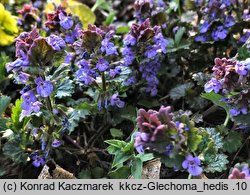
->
<box><xmin>41</xmin><ymin>140</ymin><xmax>46</xmax><ymax>151</ymax></box>
<box><xmin>245</xmin><ymin>58</ymin><xmax>250</xmax><ymax>70</ymax></box>
<box><xmin>122</xmin><ymin>76</ymin><xmax>137</xmax><ymax>86</ymax></box>
<box><xmin>46</xmin><ymin>35</ymin><xmax>66</xmax><ymax>51</ymax></box>
<box><xmin>32</xmin><ymin>101</ymin><xmax>41</xmax><ymax>112</ymax></box>
<box><xmin>122</xmin><ymin>47</ymin><xmax>135</xmax><ymax>66</ymax></box>
<box><xmin>51</xmin><ymin>139</ymin><xmax>62</xmax><ymax>148</ymax></box>
<box><xmin>109</xmin><ymin>66</ymin><xmax>121</xmax><ymax>77</ymax></box>
<box><xmin>65</xmin><ymin>31</ymin><xmax>77</xmax><ymax>44</ymax></box>
<box><xmin>75</xmin><ymin>68</ymin><xmax>94</xmax><ymax>85</ymax></box>
<box><xmin>212</xmin><ymin>26</ymin><xmax>228</xmax><ymax>41</ymax></box>
<box><xmin>59</xmin><ymin>12</ymin><xmax>74</xmax><ymax>30</ymax></box>
<box><xmin>146</xmin><ymin>85</ymin><xmax>158</xmax><ymax>96</ymax></box>
<box><xmin>240</xmin><ymin>107</ymin><xmax>248</xmax><ymax>115</ymax></box>
<box><xmin>123</xmin><ymin>34</ymin><xmax>136</xmax><ymax>46</ymax></box>
<box><xmin>182</xmin><ymin>155</ymin><xmax>203</xmax><ymax>176</ymax></box>
<box><xmin>6</xmin><ymin>50</ymin><xmax>29</xmax><ymax>72</ymax></box>
<box><xmin>96</xmin><ymin>58</ymin><xmax>109</xmax><ymax>72</ymax></box>
<box><xmin>35</xmin><ymin>77</ymin><xmax>53</xmax><ymax>97</ymax></box>
<box><xmin>30</xmin><ymin>151</ymin><xmax>45</xmax><ymax>167</ymax></box>
<box><xmin>242</xmin><ymin>167</ymin><xmax>250</xmax><ymax>177</ymax></box>
<box><xmin>235</xmin><ymin>61</ymin><xmax>247</xmax><ymax>75</ymax></box>
<box><xmin>101</xmin><ymin>38</ymin><xmax>118</xmax><ymax>56</ymax></box>
<box><xmin>64</xmin><ymin>52</ymin><xmax>74</xmax><ymax>64</ymax></box>
<box><xmin>153</xmin><ymin>32</ymin><xmax>168</xmax><ymax>54</ymax></box>
<box><xmin>199</xmin><ymin>21</ymin><xmax>210</xmax><ymax>33</ymax></box>
<box><xmin>173</xmin><ymin>26</ymin><xmax>179</xmax><ymax>34</ymax></box>
<box><xmin>110</xmin><ymin>94</ymin><xmax>125</xmax><ymax>108</ymax></box>
<box><xmin>230</xmin><ymin>107</ymin><xmax>247</xmax><ymax>117</ymax></box>
<box><xmin>135</xmin><ymin>145</ymin><xmax>144</xmax><ymax>153</ymax></box>
<box><xmin>53</xmin><ymin>109</ymin><xmax>59</xmax><ymax>114</ymax></box>
<box><xmin>165</xmin><ymin>144</ymin><xmax>173</xmax><ymax>156</ymax></box>
<box><xmin>21</xmin><ymin>90</ymin><xmax>41</xmax><ymax>118</ymax></box>
<box><xmin>134</xmin><ymin>131</ymin><xmax>150</xmax><ymax>153</ymax></box>
<box><xmin>242</xmin><ymin>9</ymin><xmax>250</xmax><ymax>21</ymax></box>
<box><xmin>224</xmin><ymin>16</ymin><xmax>235</xmax><ymax>27</ymax></box>
<box><xmin>204</xmin><ymin>78</ymin><xmax>222</xmax><ymax>93</ymax></box>
<box><xmin>239</xmin><ymin>32</ymin><xmax>250</xmax><ymax>43</ymax></box>
<box><xmin>230</xmin><ymin>107</ymin><xmax>240</xmax><ymax>117</ymax></box>
<box><xmin>195</xmin><ymin>35</ymin><xmax>207</xmax><ymax>42</ymax></box>
<box><xmin>144</xmin><ymin>46</ymin><xmax>158</xmax><ymax>58</ymax></box>
<box><xmin>16</xmin><ymin>72</ymin><xmax>30</xmax><ymax>84</ymax></box>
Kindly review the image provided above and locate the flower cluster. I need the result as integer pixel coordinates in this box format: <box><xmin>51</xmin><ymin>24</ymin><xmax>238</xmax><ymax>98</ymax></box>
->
<box><xmin>204</xmin><ymin>57</ymin><xmax>250</xmax><ymax>117</ymax></box>
<box><xmin>134</xmin><ymin>105</ymin><xmax>203</xmax><ymax>176</ymax></box>
<box><xmin>122</xmin><ymin>19</ymin><xmax>168</xmax><ymax>96</ymax></box>
<box><xmin>195</xmin><ymin>1</ymin><xmax>248</xmax><ymax>43</ymax></box>
<box><xmin>228</xmin><ymin>167</ymin><xmax>250</xmax><ymax>179</ymax></box>
<box><xmin>45</xmin><ymin>6</ymin><xmax>82</xmax><ymax>44</ymax></box>
<box><xmin>133</xmin><ymin>0</ymin><xmax>167</xmax><ymax>25</ymax></box>
<box><xmin>17</xmin><ymin>3</ymin><xmax>41</xmax><ymax>31</ymax></box>
<box><xmin>72</xmin><ymin>24</ymin><xmax>124</xmax><ymax>109</ymax></box>
<box><xmin>6</xmin><ymin>28</ymin><xmax>56</xmax><ymax>119</ymax></box>
<box><xmin>134</xmin><ymin>106</ymin><xmax>183</xmax><ymax>153</ymax></box>
<box><xmin>5</xmin><ymin>26</ymin><xmax>67</xmax><ymax>166</ymax></box>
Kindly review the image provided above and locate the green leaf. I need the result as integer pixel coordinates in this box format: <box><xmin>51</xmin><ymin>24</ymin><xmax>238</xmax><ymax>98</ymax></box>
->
<box><xmin>237</xmin><ymin>46</ymin><xmax>250</xmax><ymax>60</ymax></box>
<box><xmin>161</xmin><ymin>154</ymin><xmax>185</xmax><ymax>169</ymax></box>
<box><xmin>233</xmin><ymin>113</ymin><xmax>250</xmax><ymax>125</ymax></box>
<box><xmin>69</xmin><ymin>2</ymin><xmax>96</xmax><ymax>29</ymax></box>
<box><xmin>51</xmin><ymin>63</ymin><xmax>70</xmax><ymax>81</ymax></box>
<box><xmin>174</xmin><ymin>27</ymin><xmax>185</xmax><ymax>46</ymax></box>
<box><xmin>0</xmin><ymin>52</ymin><xmax>9</xmax><ymax>81</ymax></box>
<box><xmin>2</xmin><ymin>143</ymin><xmax>28</xmax><ymax>164</ymax></box>
<box><xmin>122</xmin><ymin>142</ymin><xmax>133</xmax><ymax>153</ymax></box>
<box><xmin>201</xmin><ymin>92</ymin><xmax>229</xmax><ymax>113</ymax></box>
<box><xmin>169</xmin><ymin>83</ymin><xmax>193</xmax><ymax>100</ymax></box>
<box><xmin>78</xmin><ymin>169</ymin><xmax>92</xmax><ymax>179</ymax></box>
<box><xmin>0</xmin><ymin>117</ymin><xmax>8</xmax><ymax>132</ymax></box>
<box><xmin>55</xmin><ymin>77</ymin><xmax>74</xmax><ymax>99</ymax></box>
<box><xmin>112</xmin><ymin>105</ymin><xmax>137</xmax><ymax>126</ymax></box>
<box><xmin>216</xmin><ymin>124</ymin><xmax>229</xmax><ymax>135</ymax></box>
<box><xmin>222</xmin><ymin>131</ymin><xmax>242</xmax><ymax>153</ymax></box>
<box><xmin>131</xmin><ymin>157</ymin><xmax>143</xmax><ymax>179</ymax></box>
<box><xmin>204</xmin><ymin>154</ymin><xmax>229</xmax><ymax>173</ymax></box>
<box><xmin>11</xmin><ymin>98</ymin><xmax>23</xmax><ymax>130</ymax></box>
<box><xmin>116</xmin><ymin>26</ymin><xmax>130</xmax><ymax>34</ymax></box>
<box><xmin>28</xmin><ymin>38</ymin><xmax>55</xmax><ymax>66</ymax></box>
<box><xmin>187</xmin><ymin>126</ymin><xmax>202</xmax><ymax>152</ymax></box>
<box><xmin>103</xmin><ymin>10</ymin><xmax>116</xmax><ymax>25</ymax></box>
<box><xmin>92</xmin><ymin>0</ymin><xmax>111</xmax><ymax>12</ymax></box>
<box><xmin>0</xmin><ymin>95</ymin><xmax>11</xmax><ymax>116</ymax></box>
<box><xmin>105</xmin><ymin>139</ymin><xmax>127</xmax><ymax>148</ymax></box>
<box><xmin>106</xmin><ymin>145</ymin><xmax>121</xmax><ymax>155</ymax></box>
<box><xmin>67</xmin><ymin>108</ymin><xmax>90</xmax><ymax>133</ymax></box>
<box><xmin>109</xmin><ymin>166</ymin><xmax>130</xmax><ymax>179</ymax></box>
<box><xmin>137</xmin><ymin>153</ymin><xmax>154</xmax><ymax>162</ymax></box>
<box><xmin>202</xmin><ymin>128</ymin><xmax>223</xmax><ymax>149</ymax></box>
<box><xmin>110</xmin><ymin>128</ymin><xmax>124</xmax><ymax>138</ymax></box>
<box><xmin>91</xmin><ymin>167</ymin><xmax>104</xmax><ymax>178</ymax></box>
<box><xmin>112</xmin><ymin>153</ymin><xmax>132</xmax><ymax>168</ymax></box>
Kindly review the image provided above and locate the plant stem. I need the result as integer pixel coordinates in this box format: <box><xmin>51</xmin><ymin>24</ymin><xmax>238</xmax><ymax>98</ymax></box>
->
<box><xmin>46</xmin><ymin>96</ymin><xmax>53</xmax><ymax>112</ymax></box>
<box><xmin>188</xmin><ymin>174</ymin><xmax>192</xmax><ymax>179</ymax></box>
<box><xmin>223</xmin><ymin>113</ymin><xmax>230</xmax><ymax>127</ymax></box>
<box><xmin>102</xmin><ymin>72</ymin><xmax>106</xmax><ymax>92</ymax></box>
